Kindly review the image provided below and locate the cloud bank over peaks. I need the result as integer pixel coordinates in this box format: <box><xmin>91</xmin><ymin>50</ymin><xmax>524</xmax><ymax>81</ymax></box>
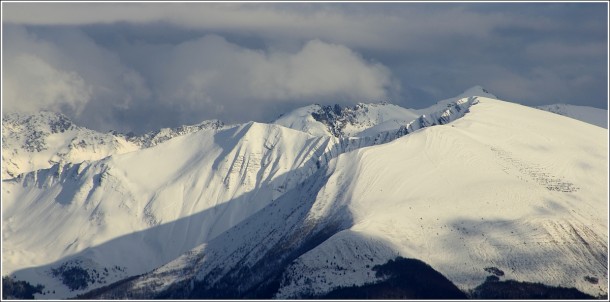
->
<box><xmin>2</xmin><ymin>26</ymin><xmax>398</xmax><ymax>133</ymax></box>
<box><xmin>157</xmin><ymin>35</ymin><xmax>397</xmax><ymax>110</ymax></box>
<box><xmin>3</xmin><ymin>53</ymin><xmax>92</xmax><ymax>116</ymax></box>
<box><xmin>2</xmin><ymin>25</ymin><xmax>151</xmax><ymax>128</ymax></box>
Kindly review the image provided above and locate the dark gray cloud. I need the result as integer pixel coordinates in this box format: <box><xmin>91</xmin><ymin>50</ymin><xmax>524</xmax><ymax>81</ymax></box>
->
<box><xmin>2</xmin><ymin>2</ymin><xmax>607</xmax><ymax>133</ymax></box>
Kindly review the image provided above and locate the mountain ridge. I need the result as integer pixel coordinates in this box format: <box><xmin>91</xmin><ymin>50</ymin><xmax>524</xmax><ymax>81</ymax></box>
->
<box><xmin>3</xmin><ymin>85</ymin><xmax>605</xmax><ymax>180</ymax></box>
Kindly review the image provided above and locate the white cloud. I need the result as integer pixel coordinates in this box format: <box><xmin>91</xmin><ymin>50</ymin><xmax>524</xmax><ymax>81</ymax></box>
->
<box><xmin>2</xmin><ymin>26</ymin><xmax>397</xmax><ymax>132</ymax></box>
<box><xmin>159</xmin><ymin>36</ymin><xmax>394</xmax><ymax>104</ymax></box>
<box><xmin>269</xmin><ymin>39</ymin><xmax>394</xmax><ymax>101</ymax></box>
<box><xmin>2</xmin><ymin>3</ymin><xmax>606</xmax><ymax>130</ymax></box>
<box><xmin>149</xmin><ymin>35</ymin><xmax>397</xmax><ymax>124</ymax></box>
<box><xmin>0</xmin><ymin>3</ymin><xmax>552</xmax><ymax>52</ymax></box>
<box><xmin>2</xmin><ymin>25</ymin><xmax>154</xmax><ymax>130</ymax></box>
<box><xmin>3</xmin><ymin>54</ymin><xmax>91</xmax><ymax>114</ymax></box>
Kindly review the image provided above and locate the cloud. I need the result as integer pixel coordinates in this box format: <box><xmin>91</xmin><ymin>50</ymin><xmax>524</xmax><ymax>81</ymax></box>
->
<box><xmin>3</xmin><ymin>53</ymin><xmax>91</xmax><ymax>115</ymax></box>
<box><xmin>3</xmin><ymin>3</ymin><xmax>167</xmax><ymax>25</ymax></box>
<box><xmin>159</xmin><ymin>36</ymin><xmax>394</xmax><ymax>103</ymax></box>
<box><xmin>134</xmin><ymin>35</ymin><xmax>397</xmax><ymax>128</ymax></box>
<box><xmin>2</xmin><ymin>3</ymin><xmax>410</xmax><ymax>53</ymax></box>
<box><xmin>2</xmin><ymin>25</ymin><xmax>154</xmax><ymax>131</ymax></box>
<box><xmin>524</xmin><ymin>41</ymin><xmax>607</xmax><ymax>61</ymax></box>
<box><xmin>2</xmin><ymin>26</ymin><xmax>92</xmax><ymax>115</ymax></box>
<box><xmin>2</xmin><ymin>3</ymin><xmax>606</xmax><ymax>132</ymax></box>
<box><xmin>1</xmin><ymin>3</ymin><xmax>578</xmax><ymax>53</ymax></box>
<box><xmin>2</xmin><ymin>25</ymin><xmax>397</xmax><ymax>133</ymax></box>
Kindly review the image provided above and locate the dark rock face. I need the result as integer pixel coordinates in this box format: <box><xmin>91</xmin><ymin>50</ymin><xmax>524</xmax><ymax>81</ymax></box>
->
<box><xmin>23</xmin><ymin>130</ymin><xmax>48</xmax><ymax>152</ymax></box>
<box><xmin>311</xmin><ymin>104</ymin><xmax>358</xmax><ymax>137</ymax></box>
<box><xmin>48</xmin><ymin>114</ymin><xmax>74</xmax><ymax>133</ymax></box>
<box><xmin>310</xmin><ymin>100</ymin><xmax>475</xmax><ymax>139</ymax></box>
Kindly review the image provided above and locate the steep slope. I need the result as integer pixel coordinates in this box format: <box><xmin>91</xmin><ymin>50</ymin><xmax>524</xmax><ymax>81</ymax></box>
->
<box><xmin>88</xmin><ymin>97</ymin><xmax>607</xmax><ymax>299</ymax></box>
<box><xmin>2</xmin><ymin>122</ymin><xmax>336</xmax><ymax>299</ymax></box>
<box><xmin>277</xmin><ymin>97</ymin><xmax>608</xmax><ymax>298</ymax></box>
<box><xmin>1</xmin><ymin>112</ymin><xmax>139</xmax><ymax>179</ymax></box>
<box><xmin>537</xmin><ymin>103</ymin><xmax>607</xmax><ymax>128</ymax></box>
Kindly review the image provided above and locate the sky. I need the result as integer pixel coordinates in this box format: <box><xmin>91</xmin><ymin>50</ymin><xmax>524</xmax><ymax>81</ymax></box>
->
<box><xmin>2</xmin><ymin>2</ymin><xmax>608</xmax><ymax>134</ymax></box>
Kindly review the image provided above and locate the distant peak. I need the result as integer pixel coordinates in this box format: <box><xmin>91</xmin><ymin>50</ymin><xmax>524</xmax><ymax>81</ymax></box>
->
<box><xmin>356</xmin><ymin>100</ymin><xmax>392</xmax><ymax>106</ymax></box>
<box><xmin>3</xmin><ymin>110</ymin><xmax>75</xmax><ymax>134</ymax></box>
<box><xmin>459</xmin><ymin>85</ymin><xmax>496</xmax><ymax>99</ymax></box>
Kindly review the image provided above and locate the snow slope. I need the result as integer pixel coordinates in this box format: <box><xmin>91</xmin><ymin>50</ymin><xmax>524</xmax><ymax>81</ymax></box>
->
<box><xmin>537</xmin><ymin>103</ymin><xmax>608</xmax><ymax>128</ymax></box>
<box><xmin>84</xmin><ymin>97</ymin><xmax>608</xmax><ymax>299</ymax></box>
<box><xmin>277</xmin><ymin>97</ymin><xmax>608</xmax><ymax>298</ymax></box>
<box><xmin>2</xmin><ymin>122</ymin><xmax>338</xmax><ymax>298</ymax></box>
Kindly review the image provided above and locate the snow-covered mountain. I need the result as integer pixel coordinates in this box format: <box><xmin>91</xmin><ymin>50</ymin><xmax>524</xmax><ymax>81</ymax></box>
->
<box><xmin>79</xmin><ymin>96</ymin><xmax>607</xmax><ymax>299</ymax></box>
<box><xmin>2</xmin><ymin>86</ymin><xmax>608</xmax><ymax>299</ymax></box>
<box><xmin>1</xmin><ymin>112</ymin><xmax>139</xmax><ymax>180</ymax></box>
<box><xmin>1</xmin><ymin>112</ymin><xmax>227</xmax><ymax>180</ymax></box>
<box><xmin>536</xmin><ymin>104</ymin><xmax>608</xmax><ymax>128</ymax></box>
<box><xmin>2</xmin><ymin>121</ymin><xmax>339</xmax><ymax>298</ymax></box>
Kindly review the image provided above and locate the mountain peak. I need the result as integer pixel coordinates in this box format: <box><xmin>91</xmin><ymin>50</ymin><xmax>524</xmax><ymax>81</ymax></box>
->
<box><xmin>459</xmin><ymin>85</ymin><xmax>496</xmax><ymax>99</ymax></box>
<box><xmin>307</xmin><ymin>102</ymin><xmax>420</xmax><ymax>137</ymax></box>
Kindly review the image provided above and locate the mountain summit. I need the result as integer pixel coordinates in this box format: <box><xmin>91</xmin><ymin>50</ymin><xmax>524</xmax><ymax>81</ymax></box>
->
<box><xmin>459</xmin><ymin>85</ymin><xmax>497</xmax><ymax>99</ymax></box>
